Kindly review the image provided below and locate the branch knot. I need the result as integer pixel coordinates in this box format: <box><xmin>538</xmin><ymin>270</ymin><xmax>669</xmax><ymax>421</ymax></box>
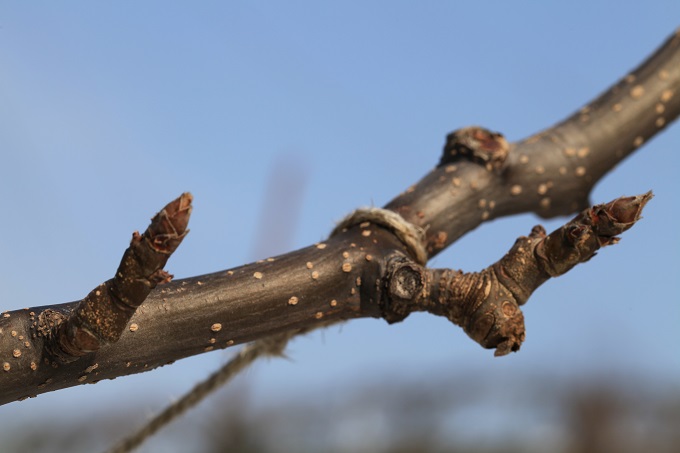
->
<box><xmin>439</xmin><ymin>126</ymin><xmax>509</xmax><ymax>172</ymax></box>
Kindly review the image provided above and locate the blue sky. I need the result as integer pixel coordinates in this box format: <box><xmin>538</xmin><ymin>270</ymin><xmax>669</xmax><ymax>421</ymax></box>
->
<box><xmin>1</xmin><ymin>2</ymin><xmax>679</xmax><ymax>448</ymax></box>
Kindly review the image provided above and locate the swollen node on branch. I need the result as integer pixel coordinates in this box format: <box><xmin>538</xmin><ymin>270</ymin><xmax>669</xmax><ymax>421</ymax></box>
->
<box><xmin>381</xmin><ymin>193</ymin><xmax>652</xmax><ymax>357</ymax></box>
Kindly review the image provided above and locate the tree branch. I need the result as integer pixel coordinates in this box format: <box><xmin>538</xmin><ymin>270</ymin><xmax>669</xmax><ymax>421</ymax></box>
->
<box><xmin>386</xmin><ymin>29</ymin><xmax>680</xmax><ymax>255</ymax></box>
<box><xmin>44</xmin><ymin>193</ymin><xmax>192</xmax><ymax>364</ymax></box>
<box><xmin>381</xmin><ymin>192</ymin><xmax>652</xmax><ymax>356</ymax></box>
<box><xmin>0</xmin><ymin>31</ymin><xmax>678</xmax><ymax>406</ymax></box>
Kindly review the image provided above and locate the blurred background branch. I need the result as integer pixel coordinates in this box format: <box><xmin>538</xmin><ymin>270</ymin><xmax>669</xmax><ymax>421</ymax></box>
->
<box><xmin>4</xmin><ymin>372</ymin><xmax>679</xmax><ymax>453</ymax></box>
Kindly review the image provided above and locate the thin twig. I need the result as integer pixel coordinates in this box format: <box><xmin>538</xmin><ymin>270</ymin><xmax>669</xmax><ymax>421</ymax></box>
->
<box><xmin>104</xmin><ymin>330</ymin><xmax>298</xmax><ymax>453</ymax></box>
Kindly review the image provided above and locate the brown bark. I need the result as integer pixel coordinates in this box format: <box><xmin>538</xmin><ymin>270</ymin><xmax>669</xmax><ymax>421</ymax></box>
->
<box><xmin>382</xmin><ymin>192</ymin><xmax>652</xmax><ymax>356</ymax></box>
<box><xmin>0</xmin><ymin>31</ymin><xmax>678</xmax><ymax>406</ymax></box>
<box><xmin>44</xmin><ymin>193</ymin><xmax>192</xmax><ymax>364</ymax></box>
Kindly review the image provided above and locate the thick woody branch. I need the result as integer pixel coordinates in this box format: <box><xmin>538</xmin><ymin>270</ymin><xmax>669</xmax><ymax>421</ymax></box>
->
<box><xmin>0</xmin><ymin>226</ymin><xmax>401</xmax><ymax>405</ymax></box>
<box><xmin>0</xmin><ymin>32</ymin><xmax>677</xmax><ymax>405</ymax></box>
<box><xmin>387</xmin><ymin>30</ymin><xmax>679</xmax><ymax>257</ymax></box>
<box><xmin>383</xmin><ymin>193</ymin><xmax>651</xmax><ymax>356</ymax></box>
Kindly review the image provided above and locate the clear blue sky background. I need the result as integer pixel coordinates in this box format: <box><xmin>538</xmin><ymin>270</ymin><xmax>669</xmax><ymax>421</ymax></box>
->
<box><xmin>1</xmin><ymin>2</ymin><xmax>679</xmax><ymax>450</ymax></box>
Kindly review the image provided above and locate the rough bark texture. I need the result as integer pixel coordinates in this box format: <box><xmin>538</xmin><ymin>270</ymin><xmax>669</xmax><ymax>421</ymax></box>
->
<box><xmin>0</xmin><ymin>30</ymin><xmax>678</xmax><ymax>406</ymax></box>
<box><xmin>382</xmin><ymin>192</ymin><xmax>652</xmax><ymax>356</ymax></box>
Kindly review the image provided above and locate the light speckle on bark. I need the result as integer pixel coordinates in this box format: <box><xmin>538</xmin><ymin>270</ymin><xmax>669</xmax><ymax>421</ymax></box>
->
<box><xmin>630</xmin><ymin>85</ymin><xmax>645</xmax><ymax>99</ymax></box>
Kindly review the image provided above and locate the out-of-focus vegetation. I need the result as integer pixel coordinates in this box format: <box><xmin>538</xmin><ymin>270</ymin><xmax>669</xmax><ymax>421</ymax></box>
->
<box><xmin>5</xmin><ymin>372</ymin><xmax>679</xmax><ymax>453</ymax></box>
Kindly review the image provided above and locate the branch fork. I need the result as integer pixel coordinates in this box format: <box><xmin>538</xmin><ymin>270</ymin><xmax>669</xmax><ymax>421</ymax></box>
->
<box><xmin>0</xmin><ymin>30</ymin><xmax>677</xmax><ymax>407</ymax></box>
<box><xmin>382</xmin><ymin>192</ymin><xmax>652</xmax><ymax>356</ymax></box>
